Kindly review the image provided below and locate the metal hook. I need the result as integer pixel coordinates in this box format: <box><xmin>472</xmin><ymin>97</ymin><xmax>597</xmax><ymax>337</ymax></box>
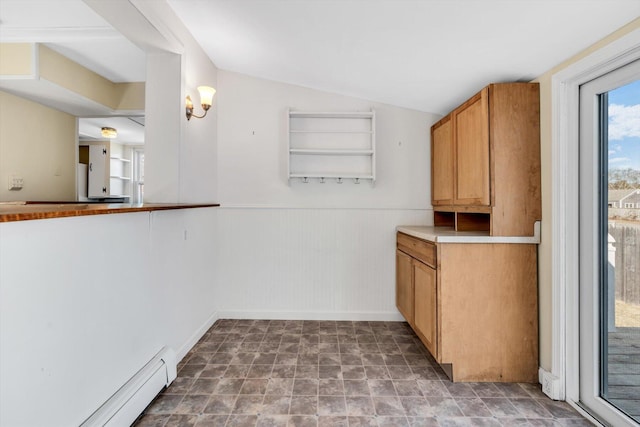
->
<box><xmin>320</xmin><ymin>177</ymin><xmax>325</xmax><ymax>183</ymax></box>
<box><xmin>354</xmin><ymin>178</ymin><xmax>360</xmax><ymax>184</ymax></box>
<box><xmin>336</xmin><ymin>177</ymin><xmax>343</xmax><ymax>184</ymax></box>
<box><xmin>303</xmin><ymin>177</ymin><xmax>309</xmax><ymax>183</ymax></box>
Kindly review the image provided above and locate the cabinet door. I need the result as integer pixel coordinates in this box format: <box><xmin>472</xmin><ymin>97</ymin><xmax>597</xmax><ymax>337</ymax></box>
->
<box><xmin>88</xmin><ymin>144</ymin><xmax>108</xmax><ymax>198</ymax></box>
<box><xmin>414</xmin><ymin>260</ymin><xmax>437</xmax><ymax>357</ymax></box>
<box><xmin>454</xmin><ymin>88</ymin><xmax>490</xmax><ymax>206</ymax></box>
<box><xmin>396</xmin><ymin>250</ymin><xmax>414</xmax><ymax>324</ymax></box>
<box><xmin>431</xmin><ymin>115</ymin><xmax>454</xmax><ymax>205</ymax></box>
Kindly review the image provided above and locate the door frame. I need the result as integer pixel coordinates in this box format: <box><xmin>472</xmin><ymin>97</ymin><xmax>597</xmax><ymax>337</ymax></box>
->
<box><xmin>550</xmin><ymin>25</ymin><xmax>640</xmax><ymax>419</ymax></box>
<box><xmin>578</xmin><ymin>60</ymin><xmax>640</xmax><ymax>426</ymax></box>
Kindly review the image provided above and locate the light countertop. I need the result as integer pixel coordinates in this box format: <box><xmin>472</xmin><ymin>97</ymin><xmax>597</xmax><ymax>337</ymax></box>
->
<box><xmin>397</xmin><ymin>221</ymin><xmax>541</xmax><ymax>244</ymax></box>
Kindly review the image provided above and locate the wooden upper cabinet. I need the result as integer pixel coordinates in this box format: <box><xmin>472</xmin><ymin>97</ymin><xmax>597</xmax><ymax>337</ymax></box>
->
<box><xmin>488</xmin><ymin>83</ymin><xmax>541</xmax><ymax>236</ymax></box>
<box><xmin>453</xmin><ymin>88</ymin><xmax>490</xmax><ymax>206</ymax></box>
<box><xmin>429</xmin><ymin>83</ymin><xmax>541</xmax><ymax>236</ymax></box>
<box><xmin>431</xmin><ymin>115</ymin><xmax>455</xmax><ymax>206</ymax></box>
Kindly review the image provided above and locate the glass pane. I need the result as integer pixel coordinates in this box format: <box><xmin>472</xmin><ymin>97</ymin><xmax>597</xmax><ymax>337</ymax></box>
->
<box><xmin>605</xmin><ymin>79</ymin><xmax>640</xmax><ymax>423</ymax></box>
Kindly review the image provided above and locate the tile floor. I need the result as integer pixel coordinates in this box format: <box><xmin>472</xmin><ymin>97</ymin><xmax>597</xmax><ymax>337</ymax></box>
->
<box><xmin>134</xmin><ymin>320</ymin><xmax>592</xmax><ymax>427</ymax></box>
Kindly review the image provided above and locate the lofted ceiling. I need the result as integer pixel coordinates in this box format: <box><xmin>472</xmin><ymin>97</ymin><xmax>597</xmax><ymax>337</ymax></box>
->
<box><xmin>166</xmin><ymin>0</ymin><xmax>640</xmax><ymax>114</ymax></box>
<box><xmin>1</xmin><ymin>0</ymin><xmax>638</xmax><ymax>117</ymax></box>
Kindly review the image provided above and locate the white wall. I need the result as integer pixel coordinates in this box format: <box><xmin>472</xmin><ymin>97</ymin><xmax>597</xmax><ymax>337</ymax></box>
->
<box><xmin>0</xmin><ymin>208</ymin><xmax>218</xmax><ymax>427</ymax></box>
<box><xmin>216</xmin><ymin>71</ymin><xmax>438</xmax><ymax>318</ymax></box>
<box><xmin>217</xmin><ymin>207</ymin><xmax>431</xmax><ymax>319</ymax></box>
<box><xmin>89</xmin><ymin>0</ymin><xmax>220</xmax><ymax>204</ymax></box>
<box><xmin>122</xmin><ymin>0</ymin><xmax>219</xmax><ymax>204</ymax></box>
<box><xmin>218</xmin><ymin>71</ymin><xmax>434</xmax><ymax>208</ymax></box>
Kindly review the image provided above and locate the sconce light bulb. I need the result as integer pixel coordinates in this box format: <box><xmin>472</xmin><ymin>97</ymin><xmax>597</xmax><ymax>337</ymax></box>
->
<box><xmin>197</xmin><ymin>86</ymin><xmax>216</xmax><ymax>108</ymax></box>
<box><xmin>186</xmin><ymin>86</ymin><xmax>215</xmax><ymax>121</ymax></box>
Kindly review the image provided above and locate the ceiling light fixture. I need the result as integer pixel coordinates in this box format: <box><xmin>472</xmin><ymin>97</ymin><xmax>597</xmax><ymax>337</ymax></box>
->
<box><xmin>186</xmin><ymin>86</ymin><xmax>216</xmax><ymax>121</ymax></box>
<box><xmin>101</xmin><ymin>127</ymin><xmax>117</xmax><ymax>138</ymax></box>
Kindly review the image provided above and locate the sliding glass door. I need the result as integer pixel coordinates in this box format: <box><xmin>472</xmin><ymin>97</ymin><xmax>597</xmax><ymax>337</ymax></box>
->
<box><xmin>579</xmin><ymin>60</ymin><xmax>640</xmax><ymax>426</ymax></box>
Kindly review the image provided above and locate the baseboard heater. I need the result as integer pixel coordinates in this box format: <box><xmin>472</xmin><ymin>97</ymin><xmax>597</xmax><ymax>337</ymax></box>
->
<box><xmin>80</xmin><ymin>347</ymin><xmax>177</xmax><ymax>427</ymax></box>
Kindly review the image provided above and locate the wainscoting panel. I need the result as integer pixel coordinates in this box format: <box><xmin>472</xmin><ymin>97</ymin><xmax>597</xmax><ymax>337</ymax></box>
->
<box><xmin>215</xmin><ymin>207</ymin><xmax>431</xmax><ymax>320</ymax></box>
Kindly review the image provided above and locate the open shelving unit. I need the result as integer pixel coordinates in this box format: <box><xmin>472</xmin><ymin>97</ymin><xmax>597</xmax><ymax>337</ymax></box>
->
<box><xmin>107</xmin><ymin>150</ymin><xmax>131</xmax><ymax>199</ymax></box>
<box><xmin>287</xmin><ymin>109</ymin><xmax>376</xmax><ymax>184</ymax></box>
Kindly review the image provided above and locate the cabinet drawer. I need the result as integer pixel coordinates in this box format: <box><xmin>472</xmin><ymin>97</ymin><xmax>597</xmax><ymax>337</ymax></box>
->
<box><xmin>397</xmin><ymin>233</ymin><xmax>436</xmax><ymax>268</ymax></box>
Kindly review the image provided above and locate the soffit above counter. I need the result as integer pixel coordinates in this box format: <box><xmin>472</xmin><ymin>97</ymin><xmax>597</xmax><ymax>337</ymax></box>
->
<box><xmin>0</xmin><ymin>43</ymin><xmax>144</xmax><ymax>116</ymax></box>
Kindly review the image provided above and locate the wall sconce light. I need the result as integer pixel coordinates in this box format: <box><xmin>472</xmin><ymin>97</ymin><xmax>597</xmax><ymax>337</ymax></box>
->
<box><xmin>101</xmin><ymin>127</ymin><xmax>117</xmax><ymax>138</ymax></box>
<box><xmin>186</xmin><ymin>85</ymin><xmax>216</xmax><ymax>121</ymax></box>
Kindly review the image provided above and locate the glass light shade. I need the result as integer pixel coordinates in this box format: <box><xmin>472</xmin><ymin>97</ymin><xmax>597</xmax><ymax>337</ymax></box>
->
<box><xmin>101</xmin><ymin>127</ymin><xmax>117</xmax><ymax>138</ymax></box>
<box><xmin>185</xmin><ymin>95</ymin><xmax>194</xmax><ymax>109</ymax></box>
<box><xmin>197</xmin><ymin>86</ymin><xmax>216</xmax><ymax>108</ymax></box>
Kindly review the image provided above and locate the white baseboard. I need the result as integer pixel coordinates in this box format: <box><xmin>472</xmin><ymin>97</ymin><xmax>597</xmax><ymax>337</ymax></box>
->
<box><xmin>81</xmin><ymin>347</ymin><xmax>176</xmax><ymax>427</ymax></box>
<box><xmin>176</xmin><ymin>311</ymin><xmax>220</xmax><ymax>362</ymax></box>
<box><xmin>539</xmin><ymin>367</ymin><xmax>562</xmax><ymax>400</ymax></box>
<box><xmin>216</xmin><ymin>310</ymin><xmax>405</xmax><ymax>322</ymax></box>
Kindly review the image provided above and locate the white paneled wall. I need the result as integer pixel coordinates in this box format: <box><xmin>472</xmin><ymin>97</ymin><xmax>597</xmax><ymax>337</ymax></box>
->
<box><xmin>0</xmin><ymin>208</ymin><xmax>218</xmax><ymax>427</ymax></box>
<box><xmin>215</xmin><ymin>71</ymin><xmax>438</xmax><ymax>320</ymax></box>
<box><xmin>216</xmin><ymin>207</ymin><xmax>431</xmax><ymax>320</ymax></box>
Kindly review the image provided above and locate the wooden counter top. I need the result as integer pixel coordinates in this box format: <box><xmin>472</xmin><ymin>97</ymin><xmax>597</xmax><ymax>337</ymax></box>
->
<box><xmin>0</xmin><ymin>202</ymin><xmax>220</xmax><ymax>223</ymax></box>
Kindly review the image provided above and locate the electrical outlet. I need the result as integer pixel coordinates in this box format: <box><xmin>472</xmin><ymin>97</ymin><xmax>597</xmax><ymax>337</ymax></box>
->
<box><xmin>8</xmin><ymin>175</ymin><xmax>23</xmax><ymax>191</ymax></box>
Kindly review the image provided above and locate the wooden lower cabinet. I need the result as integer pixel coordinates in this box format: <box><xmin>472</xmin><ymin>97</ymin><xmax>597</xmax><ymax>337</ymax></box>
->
<box><xmin>396</xmin><ymin>232</ymin><xmax>538</xmax><ymax>383</ymax></box>
<box><xmin>395</xmin><ymin>250</ymin><xmax>414</xmax><ymax>324</ymax></box>
<box><xmin>413</xmin><ymin>260</ymin><xmax>437</xmax><ymax>357</ymax></box>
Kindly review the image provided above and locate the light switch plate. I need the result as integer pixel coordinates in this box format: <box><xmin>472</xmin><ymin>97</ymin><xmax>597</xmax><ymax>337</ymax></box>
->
<box><xmin>8</xmin><ymin>175</ymin><xmax>23</xmax><ymax>190</ymax></box>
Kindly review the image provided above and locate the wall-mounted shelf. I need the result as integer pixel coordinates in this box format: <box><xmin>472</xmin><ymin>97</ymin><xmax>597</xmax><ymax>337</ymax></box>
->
<box><xmin>289</xmin><ymin>111</ymin><xmax>374</xmax><ymax>119</ymax></box>
<box><xmin>289</xmin><ymin>149</ymin><xmax>374</xmax><ymax>156</ymax></box>
<box><xmin>289</xmin><ymin>130</ymin><xmax>373</xmax><ymax>134</ymax></box>
<box><xmin>110</xmin><ymin>156</ymin><xmax>131</xmax><ymax>163</ymax></box>
<box><xmin>288</xmin><ymin>109</ymin><xmax>376</xmax><ymax>184</ymax></box>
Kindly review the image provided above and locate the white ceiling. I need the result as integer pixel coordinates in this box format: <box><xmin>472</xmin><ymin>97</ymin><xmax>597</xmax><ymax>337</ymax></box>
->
<box><xmin>0</xmin><ymin>0</ymin><xmax>146</xmax><ymax>83</ymax></box>
<box><xmin>1</xmin><ymin>0</ymin><xmax>638</xmax><ymax>116</ymax></box>
<box><xmin>79</xmin><ymin>116</ymin><xmax>145</xmax><ymax>145</ymax></box>
<box><xmin>167</xmin><ymin>0</ymin><xmax>640</xmax><ymax>114</ymax></box>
